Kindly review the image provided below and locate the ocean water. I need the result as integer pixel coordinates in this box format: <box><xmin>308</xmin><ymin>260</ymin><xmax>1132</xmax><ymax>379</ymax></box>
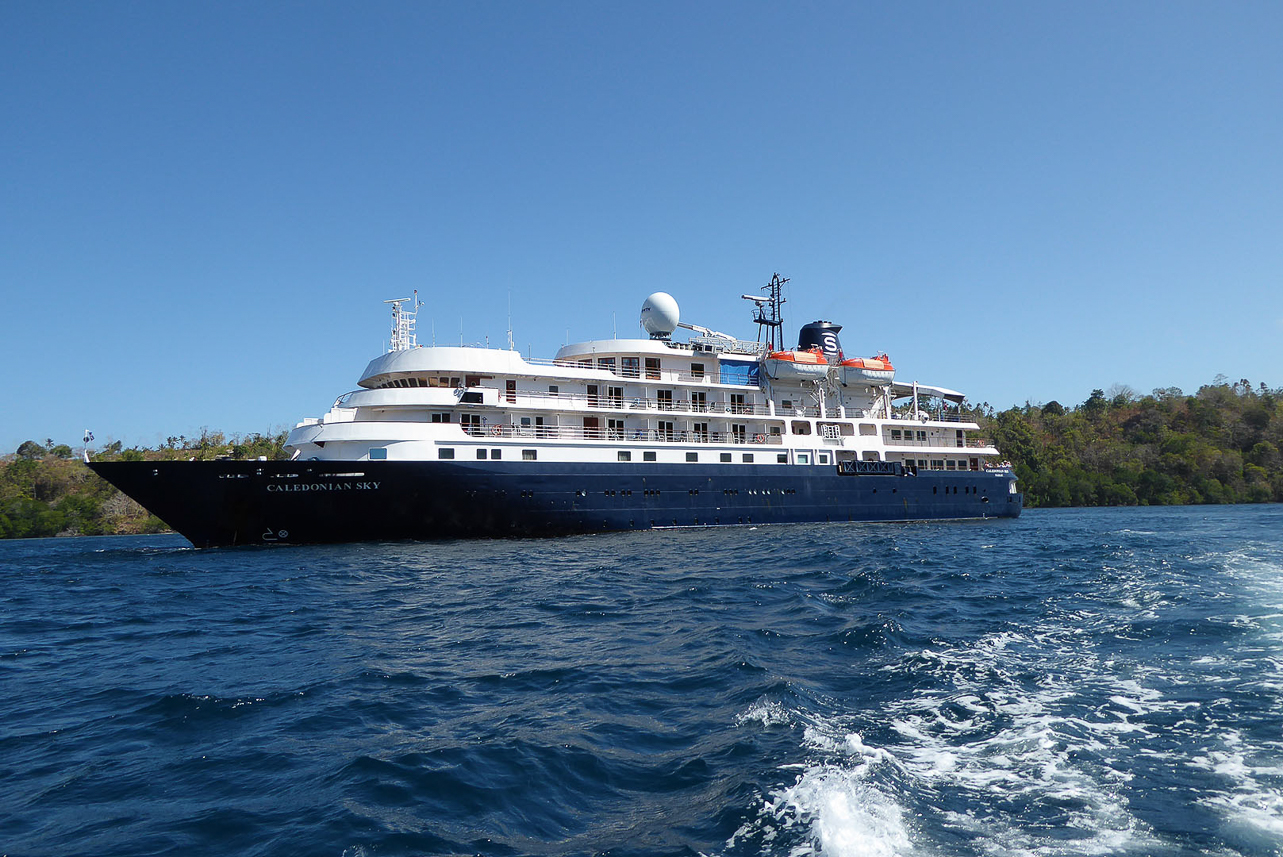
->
<box><xmin>2</xmin><ymin>506</ymin><xmax>1282</xmax><ymax>857</ymax></box>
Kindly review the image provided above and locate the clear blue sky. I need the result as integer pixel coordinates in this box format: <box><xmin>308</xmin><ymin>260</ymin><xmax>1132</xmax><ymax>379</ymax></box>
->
<box><xmin>3</xmin><ymin>1</ymin><xmax>1281</xmax><ymax>453</ymax></box>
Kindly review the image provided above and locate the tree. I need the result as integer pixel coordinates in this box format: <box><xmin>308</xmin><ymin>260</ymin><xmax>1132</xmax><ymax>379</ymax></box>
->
<box><xmin>15</xmin><ymin>441</ymin><xmax>45</xmax><ymax>460</ymax></box>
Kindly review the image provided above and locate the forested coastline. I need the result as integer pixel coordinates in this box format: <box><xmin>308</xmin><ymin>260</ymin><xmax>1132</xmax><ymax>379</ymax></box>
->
<box><xmin>3</xmin><ymin>377</ymin><xmax>1281</xmax><ymax>539</ymax></box>
<box><xmin>981</xmin><ymin>378</ymin><xmax>1282</xmax><ymax>508</ymax></box>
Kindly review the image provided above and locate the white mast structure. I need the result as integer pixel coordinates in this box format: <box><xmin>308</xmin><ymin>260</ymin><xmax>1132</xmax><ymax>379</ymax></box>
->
<box><xmin>386</xmin><ymin>290</ymin><xmax>423</xmax><ymax>352</ymax></box>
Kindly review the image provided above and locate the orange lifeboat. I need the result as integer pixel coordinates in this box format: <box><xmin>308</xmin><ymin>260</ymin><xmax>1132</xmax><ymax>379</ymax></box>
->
<box><xmin>839</xmin><ymin>353</ymin><xmax>895</xmax><ymax>385</ymax></box>
<box><xmin>761</xmin><ymin>346</ymin><xmax>830</xmax><ymax>382</ymax></box>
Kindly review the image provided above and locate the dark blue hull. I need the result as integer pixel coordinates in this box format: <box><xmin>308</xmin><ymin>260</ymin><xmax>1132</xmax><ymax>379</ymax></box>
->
<box><xmin>89</xmin><ymin>459</ymin><xmax>1023</xmax><ymax>547</ymax></box>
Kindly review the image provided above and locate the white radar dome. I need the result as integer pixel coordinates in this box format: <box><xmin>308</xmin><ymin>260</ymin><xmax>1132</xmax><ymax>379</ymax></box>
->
<box><xmin>640</xmin><ymin>292</ymin><xmax>680</xmax><ymax>338</ymax></box>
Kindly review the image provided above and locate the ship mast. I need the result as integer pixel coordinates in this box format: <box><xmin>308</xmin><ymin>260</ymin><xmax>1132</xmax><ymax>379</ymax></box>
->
<box><xmin>742</xmin><ymin>272</ymin><xmax>787</xmax><ymax>351</ymax></box>
<box><xmin>385</xmin><ymin>289</ymin><xmax>423</xmax><ymax>352</ymax></box>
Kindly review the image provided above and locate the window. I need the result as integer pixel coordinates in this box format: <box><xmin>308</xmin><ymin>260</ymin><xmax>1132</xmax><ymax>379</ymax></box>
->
<box><xmin>691</xmin><ymin>391</ymin><xmax>707</xmax><ymax>412</ymax></box>
<box><xmin>791</xmin><ymin>421</ymin><xmax>812</xmax><ymax>435</ymax></box>
<box><xmin>548</xmin><ymin>385</ymin><xmax>558</xmax><ymax>394</ymax></box>
<box><xmin>946</xmin><ymin>460</ymin><xmax>956</xmax><ymax>470</ymax></box>
<box><xmin>645</xmin><ymin>357</ymin><xmax>661</xmax><ymax>379</ymax></box>
<box><xmin>523</xmin><ymin>449</ymin><xmax>538</xmax><ymax>460</ymax></box>
<box><xmin>686</xmin><ymin>452</ymin><xmax>698</xmax><ymax>462</ymax></box>
<box><xmin>730</xmin><ymin>393</ymin><xmax>746</xmax><ymax>414</ymax></box>
<box><xmin>597</xmin><ymin>357</ymin><xmax>615</xmax><ymax>373</ymax></box>
<box><xmin>731</xmin><ymin>423</ymin><xmax>746</xmax><ymax>443</ymax></box>
<box><xmin>460</xmin><ymin>414</ymin><xmax>482</xmax><ymax>436</ymax></box>
<box><xmin>690</xmin><ymin>362</ymin><xmax>704</xmax><ymax>379</ymax></box>
<box><xmin>720</xmin><ymin>453</ymin><xmax>732</xmax><ymax>462</ymax></box>
<box><xmin>607</xmin><ymin>386</ymin><xmax>623</xmax><ymax>407</ymax></box>
<box><xmin>438</xmin><ymin>448</ymin><xmax>455</xmax><ymax>460</ymax></box>
<box><xmin>777</xmin><ymin>453</ymin><xmax>788</xmax><ymax>463</ymax></box>
<box><xmin>476</xmin><ymin>449</ymin><xmax>487</xmax><ymax>459</ymax></box>
<box><xmin>618</xmin><ymin>450</ymin><xmax>632</xmax><ymax>461</ymax></box>
<box><xmin>431</xmin><ymin>413</ymin><xmax>451</xmax><ymax>423</ymax></box>
<box><xmin>797</xmin><ymin>453</ymin><xmax>811</xmax><ymax>465</ymax></box>
<box><xmin>917</xmin><ymin>430</ymin><xmax>927</xmax><ymax>441</ymax></box>
<box><xmin>657</xmin><ymin>390</ymin><xmax>673</xmax><ymax>410</ymax></box>
<box><xmin>491</xmin><ymin>449</ymin><xmax>502</xmax><ymax>459</ymax></box>
<box><xmin>369</xmin><ymin>447</ymin><xmax>387</xmax><ymax>460</ymax></box>
<box><xmin>692</xmin><ymin>422</ymin><xmax>709</xmax><ymax>441</ymax></box>
<box><xmin>931</xmin><ymin>459</ymin><xmax>944</xmax><ymax>470</ymax></box>
<box><xmin>743</xmin><ymin>453</ymin><xmax>754</xmax><ymax>463</ymax></box>
<box><xmin>622</xmin><ymin>356</ymin><xmax>640</xmax><ymax>378</ymax></box>
<box><xmin>607</xmin><ymin>418</ymin><xmax>625</xmax><ymax>439</ymax></box>
<box><xmin>782</xmin><ymin>399</ymin><xmax>792</xmax><ymax>410</ymax></box>
<box><xmin>818</xmin><ymin>453</ymin><xmax>830</xmax><ymax>465</ymax></box>
<box><xmin>643</xmin><ymin>451</ymin><xmax>657</xmax><ymax>462</ymax></box>
<box><xmin>890</xmin><ymin>429</ymin><xmax>902</xmax><ymax>440</ymax></box>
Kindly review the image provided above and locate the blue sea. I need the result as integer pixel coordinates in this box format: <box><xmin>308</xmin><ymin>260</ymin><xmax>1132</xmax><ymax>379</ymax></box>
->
<box><xmin>3</xmin><ymin>506</ymin><xmax>1283</xmax><ymax>857</ymax></box>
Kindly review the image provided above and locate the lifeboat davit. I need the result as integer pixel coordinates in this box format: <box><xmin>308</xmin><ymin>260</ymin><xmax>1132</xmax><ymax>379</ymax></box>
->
<box><xmin>840</xmin><ymin>353</ymin><xmax>895</xmax><ymax>386</ymax></box>
<box><xmin>762</xmin><ymin>347</ymin><xmax>830</xmax><ymax>382</ymax></box>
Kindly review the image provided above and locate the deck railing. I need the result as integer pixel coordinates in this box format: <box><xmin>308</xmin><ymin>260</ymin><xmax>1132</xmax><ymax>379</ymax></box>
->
<box><xmin>464</xmin><ymin>424</ymin><xmax>784</xmax><ymax>445</ymax></box>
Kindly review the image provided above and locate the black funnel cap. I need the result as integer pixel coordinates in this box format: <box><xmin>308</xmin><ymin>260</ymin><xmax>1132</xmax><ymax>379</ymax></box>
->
<box><xmin>798</xmin><ymin>321</ymin><xmax>843</xmax><ymax>360</ymax></box>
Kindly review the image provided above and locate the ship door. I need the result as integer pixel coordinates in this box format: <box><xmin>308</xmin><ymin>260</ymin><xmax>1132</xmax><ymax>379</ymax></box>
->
<box><xmin>587</xmin><ymin>385</ymin><xmax>599</xmax><ymax>407</ymax></box>
<box><xmin>584</xmin><ymin>416</ymin><xmax>600</xmax><ymax>439</ymax></box>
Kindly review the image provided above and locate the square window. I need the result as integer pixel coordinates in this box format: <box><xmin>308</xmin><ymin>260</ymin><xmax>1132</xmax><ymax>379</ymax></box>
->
<box><xmin>476</xmin><ymin>449</ymin><xmax>487</xmax><ymax>459</ymax></box>
<box><xmin>777</xmin><ymin>453</ymin><xmax>788</xmax><ymax>463</ymax></box>
<box><xmin>742</xmin><ymin>453</ymin><xmax>753</xmax><ymax>463</ymax></box>
<box><xmin>686</xmin><ymin>452</ymin><xmax>698</xmax><ymax>462</ymax></box>
<box><xmin>618</xmin><ymin>451</ymin><xmax>631</xmax><ymax>462</ymax></box>
<box><xmin>818</xmin><ymin>453</ymin><xmax>829</xmax><ymax>464</ymax></box>
<box><xmin>720</xmin><ymin>453</ymin><xmax>732</xmax><ymax>462</ymax></box>
<box><xmin>643</xmin><ymin>451</ymin><xmax>657</xmax><ymax>462</ymax></box>
<box><xmin>491</xmin><ymin>449</ymin><xmax>502</xmax><ymax>459</ymax></box>
<box><xmin>797</xmin><ymin>453</ymin><xmax>810</xmax><ymax>465</ymax></box>
<box><xmin>438</xmin><ymin>448</ymin><xmax>455</xmax><ymax>460</ymax></box>
<box><xmin>369</xmin><ymin>447</ymin><xmax>388</xmax><ymax>460</ymax></box>
<box><xmin>522</xmin><ymin>449</ymin><xmax>537</xmax><ymax>460</ymax></box>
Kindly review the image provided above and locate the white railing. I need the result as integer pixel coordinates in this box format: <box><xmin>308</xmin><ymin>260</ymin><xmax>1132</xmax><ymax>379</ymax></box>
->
<box><xmin>492</xmin><ymin>388</ymin><xmax>776</xmax><ymax>417</ymax></box>
<box><xmin>521</xmin><ymin>355</ymin><xmax>760</xmax><ymax>387</ymax></box>
<box><xmin>464</xmin><ymin>424</ymin><xmax>783</xmax><ymax>445</ymax></box>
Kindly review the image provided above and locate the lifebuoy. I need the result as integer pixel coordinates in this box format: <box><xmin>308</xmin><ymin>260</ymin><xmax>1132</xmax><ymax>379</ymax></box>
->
<box><xmin>754</xmin><ymin>434</ymin><xmax>766</xmax><ymax>444</ymax></box>
<box><xmin>490</xmin><ymin>425</ymin><xmax>502</xmax><ymax>436</ymax></box>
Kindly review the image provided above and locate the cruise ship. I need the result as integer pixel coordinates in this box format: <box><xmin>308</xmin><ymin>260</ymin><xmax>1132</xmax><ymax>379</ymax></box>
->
<box><xmin>90</xmin><ymin>276</ymin><xmax>1021</xmax><ymax>546</ymax></box>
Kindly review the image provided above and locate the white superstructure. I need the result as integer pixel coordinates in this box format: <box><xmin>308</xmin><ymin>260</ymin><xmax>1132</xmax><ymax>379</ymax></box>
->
<box><xmin>284</xmin><ymin>289</ymin><xmax>1005</xmax><ymax>475</ymax></box>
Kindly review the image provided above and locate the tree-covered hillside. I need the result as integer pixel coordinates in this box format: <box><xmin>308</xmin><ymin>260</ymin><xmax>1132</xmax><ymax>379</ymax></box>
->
<box><xmin>985</xmin><ymin>379</ymin><xmax>1282</xmax><ymax>507</ymax></box>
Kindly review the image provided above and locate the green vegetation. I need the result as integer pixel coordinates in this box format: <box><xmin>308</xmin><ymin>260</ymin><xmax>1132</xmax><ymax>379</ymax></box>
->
<box><xmin>0</xmin><ymin>430</ymin><xmax>289</xmax><ymax>539</ymax></box>
<box><xmin>984</xmin><ymin>378</ymin><xmax>1283</xmax><ymax>507</ymax></box>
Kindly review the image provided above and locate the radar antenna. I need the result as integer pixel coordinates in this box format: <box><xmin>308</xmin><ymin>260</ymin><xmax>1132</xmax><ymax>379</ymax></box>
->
<box><xmin>742</xmin><ymin>272</ymin><xmax>788</xmax><ymax>351</ymax></box>
<box><xmin>385</xmin><ymin>289</ymin><xmax>423</xmax><ymax>352</ymax></box>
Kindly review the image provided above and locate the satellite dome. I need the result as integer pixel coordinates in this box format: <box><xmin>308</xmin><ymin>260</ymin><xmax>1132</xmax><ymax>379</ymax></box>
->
<box><xmin>640</xmin><ymin>292</ymin><xmax>680</xmax><ymax>338</ymax></box>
